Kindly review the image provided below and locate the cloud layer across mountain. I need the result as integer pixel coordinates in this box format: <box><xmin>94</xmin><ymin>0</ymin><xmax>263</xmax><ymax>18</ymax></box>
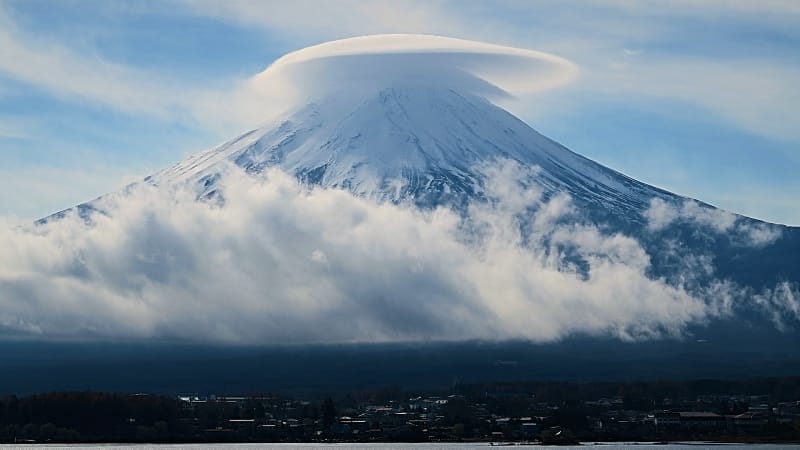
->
<box><xmin>0</xmin><ymin>162</ymin><xmax>796</xmax><ymax>344</ymax></box>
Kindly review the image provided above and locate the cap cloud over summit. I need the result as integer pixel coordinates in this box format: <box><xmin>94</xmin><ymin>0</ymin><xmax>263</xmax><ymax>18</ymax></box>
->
<box><xmin>222</xmin><ymin>34</ymin><xmax>579</xmax><ymax>126</ymax></box>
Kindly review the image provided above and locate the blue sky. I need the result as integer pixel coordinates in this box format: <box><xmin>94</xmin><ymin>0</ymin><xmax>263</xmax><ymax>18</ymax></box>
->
<box><xmin>0</xmin><ymin>0</ymin><xmax>798</xmax><ymax>224</ymax></box>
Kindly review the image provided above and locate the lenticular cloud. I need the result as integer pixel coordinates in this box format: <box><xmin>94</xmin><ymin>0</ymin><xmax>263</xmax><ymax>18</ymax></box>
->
<box><xmin>0</xmin><ymin>162</ymin><xmax>717</xmax><ymax>343</ymax></box>
<box><xmin>226</xmin><ymin>34</ymin><xmax>579</xmax><ymax>125</ymax></box>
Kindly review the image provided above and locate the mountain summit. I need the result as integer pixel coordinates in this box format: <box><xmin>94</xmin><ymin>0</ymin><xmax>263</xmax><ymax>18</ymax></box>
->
<box><xmin>150</xmin><ymin>34</ymin><xmax>592</xmax><ymax>208</ymax></box>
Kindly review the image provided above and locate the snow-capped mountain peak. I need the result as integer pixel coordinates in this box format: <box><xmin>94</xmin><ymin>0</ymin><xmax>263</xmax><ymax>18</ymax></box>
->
<box><xmin>151</xmin><ymin>85</ymin><xmax>668</xmax><ymax>216</ymax></box>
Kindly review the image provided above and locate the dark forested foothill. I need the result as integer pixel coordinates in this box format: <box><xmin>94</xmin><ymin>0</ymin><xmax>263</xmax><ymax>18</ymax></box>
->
<box><xmin>0</xmin><ymin>392</ymin><xmax>180</xmax><ymax>443</ymax></box>
<box><xmin>0</xmin><ymin>377</ymin><xmax>799</xmax><ymax>443</ymax></box>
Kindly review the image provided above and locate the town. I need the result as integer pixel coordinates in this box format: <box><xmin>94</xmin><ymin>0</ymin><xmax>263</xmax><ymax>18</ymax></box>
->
<box><xmin>1</xmin><ymin>377</ymin><xmax>799</xmax><ymax>443</ymax></box>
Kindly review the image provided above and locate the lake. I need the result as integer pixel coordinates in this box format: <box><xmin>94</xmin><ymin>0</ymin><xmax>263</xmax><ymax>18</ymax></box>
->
<box><xmin>2</xmin><ymin>443</ymin><xmax>798</xmax><ymax>449</ymax></box>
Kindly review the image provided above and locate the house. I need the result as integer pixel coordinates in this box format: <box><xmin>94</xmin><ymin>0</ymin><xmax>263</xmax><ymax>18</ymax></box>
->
<box><xmin>678</xmin><ymin>412</ymin><xmax>725</xmax><ymax>431</ymax></box>
<box><xmin>654</xmin><ymin>412</ymin><xmax>680</xmax><ymax>428</ymax></box>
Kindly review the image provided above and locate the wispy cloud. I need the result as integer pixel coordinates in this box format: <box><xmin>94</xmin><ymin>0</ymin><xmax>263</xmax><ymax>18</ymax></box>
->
<box><xmin>175</xmin><ymin>0</ymin><xmax>467</xmax><ymax>41</ymax></box>
<box><xmin>0</xmin><ymin>115</ymin><xmax>37</xmax><ymax>140</ymax></box>
<box><xmin>644</xmin><ymin>198</ymin><xmax>782</xmax><ymax>247</ymax></box>
<box><xmin>0</xmin><ymin>3</ymin><xmax>251</xmax><ymax>132</ymax></box>
<box><xmin>593</xmin><ymin>0</ymin><xmax>800</xmax><ymax>18</ymax></box>
<box><xmin>0</xmin><ymin>7</ymin><xmax>177</xmax><ymax>118</ymax></box>
<box><xmin>590</xmin><ymin>57</ymin><xmax>800</xmax><ymax>143</ymax></box>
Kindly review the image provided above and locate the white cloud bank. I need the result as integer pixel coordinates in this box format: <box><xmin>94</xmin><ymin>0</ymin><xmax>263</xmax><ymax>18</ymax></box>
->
<box><xmin>0</xmin><ymin>162</ymin><xmax>795</xmax><ymax>344</ymax></box>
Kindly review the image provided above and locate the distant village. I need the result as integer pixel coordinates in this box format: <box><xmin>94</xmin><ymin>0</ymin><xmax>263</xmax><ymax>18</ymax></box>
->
<box><xmin>1</xmin><ymin>377</ymin><xmax>799</xmax><ymax>443</ymax></box>
<box><xmin>174</xmin><ymin>388</ymin><xmax>800</xmax><ymax>443</ymax></box>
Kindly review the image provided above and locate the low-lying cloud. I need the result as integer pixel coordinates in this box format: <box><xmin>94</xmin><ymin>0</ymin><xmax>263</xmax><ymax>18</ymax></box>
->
<box><xmin>0</xmin><ymin>162</ymin><xmax>795</xmax><ymax>344</ymax></box>
<box><xmin>644</xmin><ymin>197</ymin><xmax>782</xmax><ymax>247</ymax></box>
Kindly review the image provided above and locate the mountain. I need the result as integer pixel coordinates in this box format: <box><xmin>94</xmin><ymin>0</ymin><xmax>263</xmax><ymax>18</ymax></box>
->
<box><xmin>13</xmin><ymin>35</ymin><xmax>799</xmax><ymax>391</ymax></box>
<box><xmin>44</xmin><ymin>35</ymin><xmax>798</xmax><ymax>331</ymax></box>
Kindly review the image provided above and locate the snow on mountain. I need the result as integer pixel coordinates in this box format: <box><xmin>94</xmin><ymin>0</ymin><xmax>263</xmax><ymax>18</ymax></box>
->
<box><xmin>150</xmin><ymin>85</ymin><xmax>672</xmax><ymax>220</ymax></box>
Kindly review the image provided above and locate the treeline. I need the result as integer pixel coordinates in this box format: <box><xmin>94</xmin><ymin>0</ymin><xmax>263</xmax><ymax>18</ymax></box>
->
<box><xmin>453</xmin><ymin>377</ymin><xmax>800</xmax><ymax>406</ymax></box>
<box><xmin>0</xmin><ymin>392</ymin><xmax>181</xmax><ymax>443</ymax></box>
